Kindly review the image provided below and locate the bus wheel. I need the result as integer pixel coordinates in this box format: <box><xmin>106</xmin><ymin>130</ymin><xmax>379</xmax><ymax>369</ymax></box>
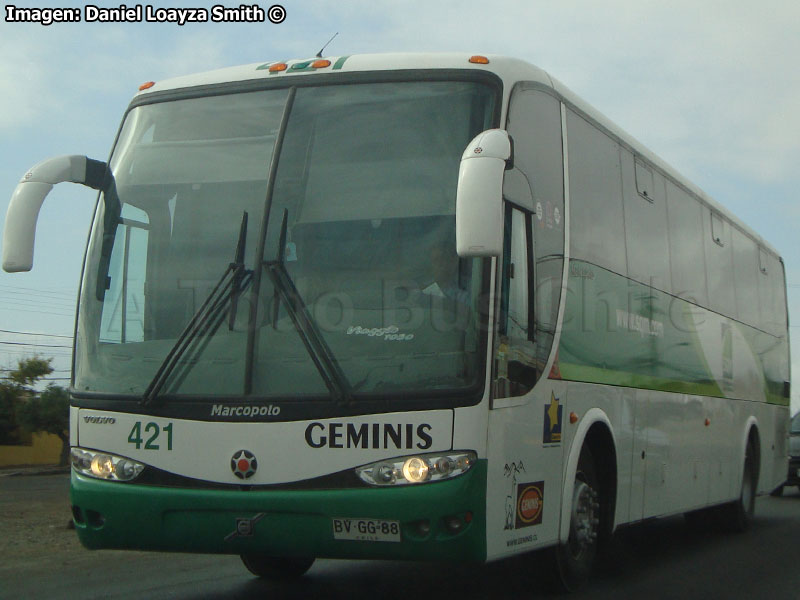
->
<box><xmin>725</xmin><ymin>439</ymin><xmax>757</xmax><ymax>532</ymax></box>
<box><xmin>240</xmin><ymin>554</ymin><xmax>315</xmax><ymax>579</ymax></box>
<box><xmin>554</xmin><ymin>446</ymin><xmax>600</xmax><ymax>591</ymax></box>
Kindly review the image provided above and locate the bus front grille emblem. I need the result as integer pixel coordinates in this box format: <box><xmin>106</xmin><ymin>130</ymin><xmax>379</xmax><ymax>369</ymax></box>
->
<box><xmin>224</xmin><ymin>513</ymin><xmax>266</xmax><ymax>541</ymax></box>
<box><xmin>231</xmin><ymin>449</ymin><xmax>258</xmax><ymax>479</ymax></box>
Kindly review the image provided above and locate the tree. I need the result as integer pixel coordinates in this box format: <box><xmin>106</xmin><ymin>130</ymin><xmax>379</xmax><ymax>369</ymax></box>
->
<box><xmin>17</xmin><ymin>384</ymin><xmax>70</xmax><ymax>466</ymax></box>
<box><xmin>7</xmin><ymin>356</ymin><xmax>53</xmax><ymax>387</ymax></box>
<box><xmin>0</xmin><ymin>381</ymin><xmax>21</xmax><ymax>444</ymax></box>
<box><xmin>1</xmin><ymin>357</ymin><xmax>53</xmax><ymax>445</ymax></box>
<box><xmin>1</xmin><ymin>357</ymin><xmax>69</xmax><ymax>465</ymax></box>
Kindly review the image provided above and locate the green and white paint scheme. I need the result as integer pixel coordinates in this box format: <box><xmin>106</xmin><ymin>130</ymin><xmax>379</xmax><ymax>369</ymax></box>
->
<box><xmin>3</xmin><ymin>54</ymin><xmax>789</xmax><ymax>586</ymax></box>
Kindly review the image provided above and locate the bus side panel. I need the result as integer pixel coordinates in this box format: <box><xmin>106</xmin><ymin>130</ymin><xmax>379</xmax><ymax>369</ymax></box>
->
<box><xmin>484</xmin><ymin>381</ymin><xmax>567</xmax><ymax>561</ymax></box>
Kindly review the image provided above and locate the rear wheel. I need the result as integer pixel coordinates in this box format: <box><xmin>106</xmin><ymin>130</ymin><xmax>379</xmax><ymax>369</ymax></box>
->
<box><xmin>724</xmin><ymin>439</ymin><xmax>757</xmax><ymax>532</ymax></box>
<box><xmin>553</xmin><ymin>446</ymin><xmax>600</xmax><ymax>592</ymax></box>
<box><xmin>240</xmin><ymin>554</ymin><xmax>315</xmax><ymax>579</ymax></box>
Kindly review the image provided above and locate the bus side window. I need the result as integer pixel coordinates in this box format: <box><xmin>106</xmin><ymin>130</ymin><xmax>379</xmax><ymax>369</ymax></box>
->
<box><xmin>495</xmin><ymin>204</ymin><xmax>536</xmax><ymax>398</ymax></box>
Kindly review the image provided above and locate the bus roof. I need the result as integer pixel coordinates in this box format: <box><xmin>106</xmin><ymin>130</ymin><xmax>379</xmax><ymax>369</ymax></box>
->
<box><xmin>134</xmin><ymin>52</ymin><xmax>780</xmax><ymax>259</ymax></box>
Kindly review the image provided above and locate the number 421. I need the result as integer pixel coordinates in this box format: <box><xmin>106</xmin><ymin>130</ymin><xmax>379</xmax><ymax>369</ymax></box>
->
<box><xmin>128</xmin><ymin>421</ymin><xmax>173</xmax><ymax>450</ymax></box>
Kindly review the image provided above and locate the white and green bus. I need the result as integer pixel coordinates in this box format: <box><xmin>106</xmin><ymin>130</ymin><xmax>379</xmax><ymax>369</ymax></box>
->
<box><xmin>2</xmin><ymin>53</ymin><xmax>790</xmax><ymax>589</ymax></box>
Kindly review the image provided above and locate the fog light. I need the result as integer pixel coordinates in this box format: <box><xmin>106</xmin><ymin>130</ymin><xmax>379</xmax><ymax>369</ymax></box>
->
<box><xmin>415</xmin><ymin>519</ymin><xmax>431</xmax><ymax>536</ymax></box>
<box><xmin>402</xmin><ymin>457</ymin><xmax>430</xmax><ymax>483</ymax></box>
<box><xmin>444</xmin><ymin>516</ymin><xmax>463</xmax><ymax>533</ymax></box>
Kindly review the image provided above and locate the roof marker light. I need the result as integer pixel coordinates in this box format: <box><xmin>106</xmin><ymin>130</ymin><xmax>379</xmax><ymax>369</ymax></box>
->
<box><xmin>269</xmin><ymin>63</ymin><xmax>288</xmax><ymax>72</ymax></box>
<box><xmin>469</xmin><ymin>55</ymin><xmax>489</xmax><ymax>64</ymax></box>
<box><xmin>312</xmin><ymin>59</ymin><xmax>331</xmax><ymax>68</ymax></box>
<box><xmin>138</xmin><ymin>81</ymin><xmax>155</xmax><ymax>91</ymax></box>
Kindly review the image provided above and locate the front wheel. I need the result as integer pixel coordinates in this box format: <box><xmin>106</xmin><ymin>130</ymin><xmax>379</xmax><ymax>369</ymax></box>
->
<box><xmin>553</xmin><ymin>446</ymin><xmax>600</xmax><ymax>592</ymax></box>
<box><xmin>240</xmin><ymin>554</ymin><xmax>315</xmax><ymax>579</ymax></box>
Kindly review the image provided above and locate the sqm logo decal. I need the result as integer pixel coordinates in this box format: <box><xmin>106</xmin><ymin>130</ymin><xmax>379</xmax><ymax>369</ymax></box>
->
<box><xmin>543</xmin><ymin>391</ymin><xmax>562</xmax><ymax>445</ymax></box>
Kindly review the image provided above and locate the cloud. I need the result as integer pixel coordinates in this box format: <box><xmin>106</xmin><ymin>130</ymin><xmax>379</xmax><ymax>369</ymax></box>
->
<box><xmin>326</xmin><ymin>0</ymin><xmax>800</xmax><ymax>185</ymax></box>
<box><xmin>0</xmin><ymin>29</ymin><xmax>57</xmax><ymax>130</ymax></box>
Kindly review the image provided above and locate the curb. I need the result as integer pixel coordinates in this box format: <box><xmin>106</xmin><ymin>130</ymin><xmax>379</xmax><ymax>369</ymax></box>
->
<box><xmin>0</xmin><ymin>466</ymin><xmax>70</xmax><ymax>478</ymax></box>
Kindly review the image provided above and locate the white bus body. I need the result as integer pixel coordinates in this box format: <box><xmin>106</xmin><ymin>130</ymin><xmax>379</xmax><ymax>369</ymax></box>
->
<box><xmin>3</xmin><ymin>53</ymin><xmax>789</xmax><ymax>588</ymax></box>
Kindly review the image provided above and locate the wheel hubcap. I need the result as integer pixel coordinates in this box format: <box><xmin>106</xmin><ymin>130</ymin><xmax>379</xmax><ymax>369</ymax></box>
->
<box><xmin>568</xmin><ymin>480</ymin><xmax>599</xmax><ymax>557</ymax></box>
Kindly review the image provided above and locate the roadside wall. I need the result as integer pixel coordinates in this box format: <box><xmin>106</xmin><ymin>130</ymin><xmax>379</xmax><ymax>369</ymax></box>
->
<box><xmin>0</xmin><ymin>432</ymin><xmax>61</xmax><ymax>467</ymax></box>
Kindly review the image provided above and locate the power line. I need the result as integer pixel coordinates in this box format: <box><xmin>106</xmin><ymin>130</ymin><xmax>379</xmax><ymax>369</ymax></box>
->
<box><xmin>0</xmin><ymin>341</ymin><xmax>73</xmax><ymax>349</ymax></box>
<box><xmin>0</xmin><ymin>328</ymin><xmax>73</xmax><ymax>339</ymax></box>
<box><xmin>0</xmin><ymin>284</ymin><xmax>75</xmax><ymax>298</ymax></box>
<box><xmin>0</xmin><ymin>305</ymin><xmax>75</xmax><ymax>318</ymax></box>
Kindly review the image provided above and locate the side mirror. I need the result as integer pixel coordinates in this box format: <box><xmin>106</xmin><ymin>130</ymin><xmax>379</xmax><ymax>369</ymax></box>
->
<box><xmin>455</xmin><ymin>129</ymin><xmax>511</xmax><ymax>257</ymax></box>
<box><xmin>2</xmin><ymin>155</ymin><xmax>106</xmax><ymax>272</ymax></box>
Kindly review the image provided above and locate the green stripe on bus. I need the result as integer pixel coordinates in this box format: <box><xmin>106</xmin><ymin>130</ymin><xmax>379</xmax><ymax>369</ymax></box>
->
<box><xmin>332</xmin><ymin>56</ymin><xmax>350</xmax><ymax>70</ymax></box>
<box><xmin>557</xmin><ymin>259</ymin><xmax>789</xmax><ymax>405</ymax></box>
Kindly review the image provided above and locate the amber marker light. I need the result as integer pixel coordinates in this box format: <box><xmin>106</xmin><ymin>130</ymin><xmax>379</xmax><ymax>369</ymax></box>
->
<box><xmin>312</xmin><ymin>59</ymin><xmax>331</xmax><ymax>68</ymax></box>
<box><xmin>138</xmin><ymin>81</ymin><xmax>155</xmax><ymax>91</ymax></box>
<box><xmin>705</xmin><ymin>418</ymin><xmax>711</xmax><ymax>427</ymax></box>
<box><xmin>269</xmin><ymin>62</ymin><xmax>288</xmax><ymax>72</ymax></box>
<box><xmin>469</xmin><ymin>55</ymin><xmax>490</xmax><ymax>64</ymax></box>
<box><xmin>569</xmin><ymin>412</ymin><xmax>579</xmax><ymax>424</ymax></box>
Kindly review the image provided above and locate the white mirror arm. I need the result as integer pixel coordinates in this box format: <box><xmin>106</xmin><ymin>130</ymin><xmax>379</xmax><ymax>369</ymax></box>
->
<box><xmin>2</xmin><ymin>155</ymin><xmax>106</xmax><ymax>273</ymax></box>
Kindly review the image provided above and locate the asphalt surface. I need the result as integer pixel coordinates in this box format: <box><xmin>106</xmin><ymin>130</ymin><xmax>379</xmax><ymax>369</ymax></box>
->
<box><xmin>2</xmin><ymin>473</ymin><xmax>800</xmax><ymax>599</ymax></box>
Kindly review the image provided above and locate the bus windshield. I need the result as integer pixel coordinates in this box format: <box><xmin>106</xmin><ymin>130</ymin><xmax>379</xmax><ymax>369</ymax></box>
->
<box><xmin>74</xmin><ymin>79</ymin><xmax>497</xmax><ymax>405</ymax></box>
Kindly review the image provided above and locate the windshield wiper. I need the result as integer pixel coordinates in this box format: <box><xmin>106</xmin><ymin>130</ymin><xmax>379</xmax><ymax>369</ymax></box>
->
<box><xmin>264</xmin><ymin>209</ymin><xmax>352</xmax><ymax>404</ymax></box>
<box><xmin>142</xmin><ymin>211</ymin><xmax>253</xmax><ymax>406</ymax></box>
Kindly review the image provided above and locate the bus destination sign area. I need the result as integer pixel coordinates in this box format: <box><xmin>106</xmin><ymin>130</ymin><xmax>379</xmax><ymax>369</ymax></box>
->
<box><xmin>4</xmin><ymin>4</ymin><xmax>287</xmax><ymax>26</ymax></box>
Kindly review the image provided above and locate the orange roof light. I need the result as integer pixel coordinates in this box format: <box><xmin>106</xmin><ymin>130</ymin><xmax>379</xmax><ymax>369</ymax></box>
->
<box><xmin>138</xmin><ymin>81</ymin><xmax>156</xmax><ymax>91</ymax></box>
<box><xmin>469</xmin><ymin>55</ymin><xmax>489</xmax><ymax>64</ymax></box>
<box><xmin>269</xmin><ymin>62</ymin><xmax>288</xmax><ymax>72</ymax></box>
<box><xmin>312</xmin><ymin>59</ymin><xmax>331</xmax><ymax>68</ymax></box>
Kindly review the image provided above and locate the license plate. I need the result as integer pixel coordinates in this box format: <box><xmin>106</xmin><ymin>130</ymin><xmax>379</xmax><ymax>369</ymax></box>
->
<box><xmin>332</xmin><ymin>518</ymin><xmax>401</xmax><ymax>542</ymax></box>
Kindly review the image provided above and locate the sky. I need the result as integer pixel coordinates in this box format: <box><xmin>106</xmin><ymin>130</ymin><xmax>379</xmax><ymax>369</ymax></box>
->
<box><xmin>0</xmin><ymin>0</ymin><xmax>798</xmax><ymax>410</ymax></box>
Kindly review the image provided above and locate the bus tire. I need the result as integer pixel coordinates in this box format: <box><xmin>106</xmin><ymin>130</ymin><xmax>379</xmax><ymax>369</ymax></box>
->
<box><xmin>724</xmin><ymin>438</ymin><xmax>757</xmax><ymax>533</ymax></box>
<box><xmin>240</xmin><ymin>554</ymin><xmax>315</xmax><ymax>579</ymax></box>
<box><xmin>553</xmin><ymin>445</ymin><xmax>600</xmax><ymax>591</ymax></box>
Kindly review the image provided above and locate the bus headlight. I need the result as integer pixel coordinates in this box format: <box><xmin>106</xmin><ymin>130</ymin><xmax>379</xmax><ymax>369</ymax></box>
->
<box><xmin>71</xmin><ymin>447</ymin><xmax>145</xmax><ymax>482</ymax></box>
<box><xmin>355</xmin><ymin>451</ymin><xmax>476</xmax><ymax>486</ymax></box>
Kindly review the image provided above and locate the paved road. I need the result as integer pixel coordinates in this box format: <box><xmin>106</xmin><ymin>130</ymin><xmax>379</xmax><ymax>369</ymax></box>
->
<box><xmin>2</xmin><ymin>474</ymin><xmax>800</xmax><ymax>599</ymax></box>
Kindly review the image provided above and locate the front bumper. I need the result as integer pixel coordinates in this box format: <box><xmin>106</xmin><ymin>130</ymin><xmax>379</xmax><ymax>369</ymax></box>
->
<box><xmin>70</xmin><ymin>460</ymin><xmax>487</xmax><ymax>561</ymax></box>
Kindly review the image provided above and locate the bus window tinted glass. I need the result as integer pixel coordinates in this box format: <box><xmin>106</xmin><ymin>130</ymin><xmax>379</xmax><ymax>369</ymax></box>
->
<box><xmin>666</xmin><ymin>182</ymin><xmax>707</xmax><ymax>306</ymax></box>
<box><xmin>731</xmin><ymin>227</ymin><xmax>760</xmax><ymax>327</ymax></box>
<box><xmin>623</xmin><ymin>152</ymin><xmax>670</xmax><ymax>291</ymax></box>
<box><xmin>704</xmin><ymin>209</ymin><xmax>736</xmax><ymax>318</ymax></box>
<box><xmin>567</xmin><ymin>110</ymin><xmax>626</xmax><ymax>276</ymax></box>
